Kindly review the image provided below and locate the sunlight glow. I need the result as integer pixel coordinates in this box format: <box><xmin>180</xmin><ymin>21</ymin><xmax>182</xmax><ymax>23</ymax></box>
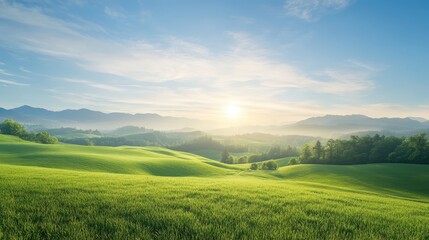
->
<box><xmin>226</xmin><ymin>104</ymin><xmax>240</xmax><ymax>118</ymax></box>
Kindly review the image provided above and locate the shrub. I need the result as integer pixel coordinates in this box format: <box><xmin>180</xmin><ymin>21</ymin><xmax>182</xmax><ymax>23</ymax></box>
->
<box><xmin>0</xmin><ymin>119</ymin><xmax>58</xmax><ymax>144</ymax></box>
<box><xmin>289</xmin><ymin>158</ymin><xmax>298</xmax><ymax>165</ymax></box>
<box><xmin>262</xmin><ymin>160</ymin><xmax>278</xmax><ymax>170</ymax></box>
<box><xmin>0</xmin><ymin>119</ymin><xmax>26</xmax><ymax>137</ymax></box>
<box><xmin>250</xmin><ymin>163</ymin><xmax>258</xmax><ymax>170</ymax></box>
<box><xmin>237</xmin><ymin>156</ymin><xmax>248</xmax><ymax>164</ymax></box>
<box><xmin>34</xmin><ymin>132</ymin><xmax>58</xmax><ymax>144</ymax></box>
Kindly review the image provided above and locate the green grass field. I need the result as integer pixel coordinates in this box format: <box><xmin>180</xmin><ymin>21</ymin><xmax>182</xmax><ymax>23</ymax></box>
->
<box><xmin>1</xmin><ymin>134</ymin><xmax>429</xmax><ymax>239</ymax></box>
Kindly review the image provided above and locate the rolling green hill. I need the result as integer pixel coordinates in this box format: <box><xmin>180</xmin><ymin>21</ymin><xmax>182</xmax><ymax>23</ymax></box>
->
<box><xmin>0</xmin><ymin>134</ymin><xmax>238</xmax><ymax>176</ymax></box>
<box><xmin>0</xmin><ymin>134</ymin><xmax>428</xmax><ymax>239</ymax></box>
<box><xmin>273</xmin><ymin>164</ymin><xmax>429</xmax><ymax>200</ymax></box>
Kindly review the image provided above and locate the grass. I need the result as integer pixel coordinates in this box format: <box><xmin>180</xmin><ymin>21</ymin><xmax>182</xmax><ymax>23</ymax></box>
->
<box><xmin>0</xmin><ymin>134</ymin><xmax>429</xmax><ymax>239</ymax></box>
<box><xmin>0</xmin><ymin>135</ymin><xmax>236</xmax><ymax>176</ymax></box>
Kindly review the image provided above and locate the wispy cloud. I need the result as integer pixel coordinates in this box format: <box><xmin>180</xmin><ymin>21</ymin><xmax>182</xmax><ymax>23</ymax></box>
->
<box><xmin>0</xmin><ymin>68</ymin><xmax>16</xmax><ymax>77</ymax></box>
<box><xmin>284</xmin><ymin>0</ymin><xmax>352</xmax><ymax>21</ymax></box>
<box><xmin>0</xmin><ymin>0</ymin><xmax>378</xmax><ymax>123</ymax></box>
<box><xmin>0</xmin><ymin>78</ymin><xmax>28</xmax><ymax>86</ymax></box>
<box><xmin>104</xmin><ymin>6</ymin><xmax>123</xmax><ymax>18</ymax></box>
<box><xmin>0</xmin><ymin>1</ymin><xmax>370</xmax><ymax>94</ymax></box>
<box><xmin>19</xmin><ymin>67</ymin><xmax>31</xmax><ymax>73</ymax></box>
<box><xmin>62</xmin><ymin>78</ymin><xmax>124</xmax><ymax>92</ymax></box>
<box><xmin>347</xmin><ymin>59</ymin><xmax>384</xmax><ymax>72</ymax></box>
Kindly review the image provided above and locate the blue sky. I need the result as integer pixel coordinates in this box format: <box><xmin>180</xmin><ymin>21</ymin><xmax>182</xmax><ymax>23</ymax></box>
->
<box><xmin>0</xmin><ymin>0</ymin><xmax>429</xmax><ymax>124</ymax></box>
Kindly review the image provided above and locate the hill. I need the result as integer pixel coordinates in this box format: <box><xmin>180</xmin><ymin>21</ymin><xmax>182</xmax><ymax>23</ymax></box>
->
<box><xmin>0</xmin><ymin>134</ymin><xmax>236</xmax><ymax>176</ymax></box>
<box><xmin>210</xmin><ymin>115</ymin><xmax>429</xmax><ymax>138</ymax></box>
<box><xmin>3</xmin><ymin>106</ymin><xmax>429</xmax><ymax>138</ymax></box>
<box><xmin>0</xmin><ymin>105</ymin><xmax>215</xmax><ymax>130</ymax></box>
<box><xmin>286</xmin><ymin>114</ymin><xmax>429</xmax><ymax>137</ymax></box>
<box><xmin>273</xmin><ymin>164</ymin><xmax>429</xmax><ymax>200</ymax></box>
<box><xmin>0</xmin><ymin>134</ymin><xmax>429</xmax><ymax>239</ymax></box>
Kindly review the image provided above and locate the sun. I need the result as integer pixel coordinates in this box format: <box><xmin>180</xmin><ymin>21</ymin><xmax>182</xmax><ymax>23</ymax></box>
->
<box><xmin>226</xmin><ymin>104</ymin><xmax>240</xmax><ymax>118</ymax></box>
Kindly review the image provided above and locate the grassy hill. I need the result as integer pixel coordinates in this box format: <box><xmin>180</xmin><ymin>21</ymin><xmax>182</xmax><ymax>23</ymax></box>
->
<box><xmin>0</xmin><ymin>134</ymin><xmax>237</xmax><ymax>176</ymax></box>
<box><xmin>0</xmin><ymin>134</ymin><xmax>428</xmax><ymax>239</ymax></box>
<box><xmin>273</xmin><ymin>164</ymin><xmax>429</xmax><ymax>200</ymax></box>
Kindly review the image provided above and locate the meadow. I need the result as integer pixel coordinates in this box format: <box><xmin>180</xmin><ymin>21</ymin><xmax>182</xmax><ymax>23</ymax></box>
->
<box><xmin>1</xmin><ymin>134</ymin><xmax>429</xmax><ymax>239</ymax></box>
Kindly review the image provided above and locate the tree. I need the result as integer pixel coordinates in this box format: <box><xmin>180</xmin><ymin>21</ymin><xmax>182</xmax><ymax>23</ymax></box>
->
<box><xmin>262</xmin><ymin>160</ymin><xmax>278</xmax><ymax>170</ymax></box>
<box><xmin>34</xmin><ymin>132</ymin><xmax>58</xmax><ymax>144</ymax></box>
<box><xmin>237</xmin><ymin>156</ymin><xmax>248</xmax><ymax>164</ymax></box>
<box><xmin>300</xmin><ymin>144</ymin><xmax>312</xmax><ymax>163</ymax></box>
<box><xmin>0</xmin><ymin>119</ymin><xmax>26</xmax><ymax>137</ymax></box>
<box><xmin>325</xmin><ymin>139</ymin><xmax>336</xmax><ymax>163</ymax></box>
<box><xmin>288</xmin><ymin>158</ymin><xmax>298</xmax><ymax>165</ymax></box>
<box><xmin>369</xmin><ymin>137</ymin><xmax>402</xmax><ymax>163</ymax></box>
<box><xmin>220</xmin><ymin>148</ymin><xmax>231</xmax><ymax>163</ymax></box>
<box><xmin>250</xmin><ymin>163</ymin><xmax>258</xmax><ymax>170</ymax></box>
<box><xmin>312</xmin><ymin>140</ymin><xmax>323</xmax><ymax>162</ymax></box>
<box><xmin>0</xmin><ymin>119</ymin><xmax>58</xmax><ymax>144</ymax></box>
<box><xmin>407</xmin><ymin>133</ymin><xmax>429</xmax><ymax>163</ymax></box>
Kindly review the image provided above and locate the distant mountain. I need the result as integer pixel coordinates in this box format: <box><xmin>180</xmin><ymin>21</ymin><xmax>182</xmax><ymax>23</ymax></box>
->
<box><xmin>283</xmin><ymin>114</ymin><xmax>429</xmax><ymax>137</ymax></box>
<box><xmin>2</xmin><ymin>106</ymin><xmax>429</xmax><ymax>137</ymax></box>
<box><xmin>210</xmin><ymin>114</ymin><xmax>429</xmax><ymax>138</ymax></box>
<box><xmin>408</xmin><ymin>117</ymin><xmax>428</xmax><ymax>122</ymax></box>
<box><xmin>0</xmin><ymin>105</ymin><xmax>215</xmax><ymax>130</ymax></box>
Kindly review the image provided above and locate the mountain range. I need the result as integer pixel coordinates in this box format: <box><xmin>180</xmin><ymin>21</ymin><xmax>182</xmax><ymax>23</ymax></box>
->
<box><xmin>0</xmin><ymin>105</ymin><xmax>214</xmax><ymax>131</ymax></box>
<box><xmin>1</xmin><ymin>106</ymin><xmax>429</xmax><ymax>137</ymax></box>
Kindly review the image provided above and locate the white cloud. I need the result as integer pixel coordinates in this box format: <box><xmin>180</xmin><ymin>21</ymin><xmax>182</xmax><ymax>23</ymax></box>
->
<box><xmin>0</xmin><ymin>1</ymin><xmax>370</xmax><ymax>95</ymax></box>
<box><xmin>104</xmin><ymin>6</ymin><xmax>123</xmax><ymax>18</ymax></box>
<box><xmin>62</xmin><ymin>78</ymin><xmax>124</xmax><ymax>92</ymax></box>
<box><xmin>284</xmin><ymin>0</ymin><xmax>352</xmax><ymax>21</ymax></box>
<box><xmin>0</xmin><ymin>78</ymin><xmax>28</xmax><ymax>86</ymax></box>
<box><xmin>19</xmin><ymin>67</ymin><xmax>31</xmax><ymax>73</ymax></box>
<box><xmin>0</xmin><ymin>0</ymin><xmax>379</xmax><ymax>124</ymax></box>
<box><xmin>0</xmin><ymin>68</ymin><xmax>16</xmax><ymax>77</ymax></box>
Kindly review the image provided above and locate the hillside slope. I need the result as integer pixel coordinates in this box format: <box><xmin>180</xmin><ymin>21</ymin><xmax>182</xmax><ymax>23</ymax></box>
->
<box><xmin>0</xmin><ymin>134</ymin><xmax>237</xmax><ymax>176</ymax></box>
<box><xmin>273</xmin><ymin>164</ymin><xmax>429</xmax><ymax>200</ymax></box>
<box><xmin>1</xmin><ymin>134</ymin><xmax>428</xmax><ymax>200</ymax></box>
<box><xmin>1</xmin><ymin>134</ymin><xmax>429</xmax><ymax>239</ymax></box>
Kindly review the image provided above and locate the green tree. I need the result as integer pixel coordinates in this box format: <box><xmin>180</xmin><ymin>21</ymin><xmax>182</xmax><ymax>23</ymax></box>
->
<box><xmin>288</xmin><ymin>158</ymin><xmax>298</xmax><ymax>165</ymax></box>
<box><xmin>250</xmin><ymin>163</ymin><xmax>258</xmax><ymax>170</ymax></box>
<box><xmin>325</xmin><ymin>139</ymin><xmax>335</xmax><ymax>162</ymax></box>
<box><xmin>408</xmin><ymin>133</ymin><xmax>428</xmax><ymax>163</ymax></box>
<box><xmin>0</xmin><ymin>119</ymin><xmax>26</xmax><ymax>137</ymax></box>
<box><xmin>300</xmin><ymin>144</ymin><xmax>312</xmax><ymax>163</ymax></box>
<box><xmin>263</xmin><ymin>160</ymin><xmax>278</xmax><ymax>170</ymax></box>
<box><xmin>220</xmin><ymin>148</ymin><xmax>231</xmax><ymax>163</ymax></box>
<box><xmin>237</xmin><ymin>156</ymin><xmax>248</xmax><ymax>164</ymax></box>
<box><xmin>35</xmin><ymin>132</ymin><xmax>58</xmax><ymax>144</ymax></box>
<box><xmin>312</xmin><ymin>140</ymin><xmax>323</xmax><ymax>162</ymax></box>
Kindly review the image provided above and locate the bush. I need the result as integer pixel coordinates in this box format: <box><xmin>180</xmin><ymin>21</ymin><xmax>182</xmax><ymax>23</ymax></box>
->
<box><xmin>0</xmin><ymin>119</ymin><xmax>58</xmax><ymax>144</ymax></box>
<box><xmin>262</xmin><ymin>160</ymin><xmax>278</xmax><ymax>170</ymax></box>
<box><xmin>289</xmin><ymin>158</ymin><xmax>298</xmax><ymax>165</ymax></box>
<box><xmin>0</xmin><ymin>119</ymin><xmax>26</xmax><ymax>137</ymax></box>
<box><xmin>250</xmin><ymin>163</ymin><xmax>258</xmax><ymax>170</ymax></box>
<box><xmin>34</xmin><ymin>132</ymin><xmax>58</xmax><ymax>144</ymax></box>
<box><xmin>237</xmin><ymin>156</ymin><xmax>248</xmax><ymax>164</ymax></box>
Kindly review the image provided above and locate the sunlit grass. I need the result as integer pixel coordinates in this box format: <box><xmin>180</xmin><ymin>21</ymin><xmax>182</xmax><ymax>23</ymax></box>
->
<box><xmin>0</xmin><ymin>134</ymin><xmax>428</xmax><ymax>239</ymax></box>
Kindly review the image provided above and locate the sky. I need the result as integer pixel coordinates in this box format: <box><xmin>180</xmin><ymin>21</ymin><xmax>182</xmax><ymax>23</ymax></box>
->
<box><xmin>0</xmin><ymin>0</ymin><xmax>429</xmax><ymax>125</ymax></box>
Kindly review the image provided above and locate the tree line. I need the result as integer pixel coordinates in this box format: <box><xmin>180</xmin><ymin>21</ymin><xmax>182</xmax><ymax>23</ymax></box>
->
<box><xmin>0</xmin><ymin>119</ymin><xmax>58</xmax><ymax>144</ymax></box>
<box><xmin>172</xmin><ymin>136</ymin><xmax>248</xmax><ymax>153</ymax></box>
<box><xmin>300</xmin><ymin>134</ymin><xmax>429</xmax><ymax>164</ymax></box>
<box><xmin>220</xmin><ymin>145</ymin><xmax>299</xmax><ymax>164</ymax></box>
